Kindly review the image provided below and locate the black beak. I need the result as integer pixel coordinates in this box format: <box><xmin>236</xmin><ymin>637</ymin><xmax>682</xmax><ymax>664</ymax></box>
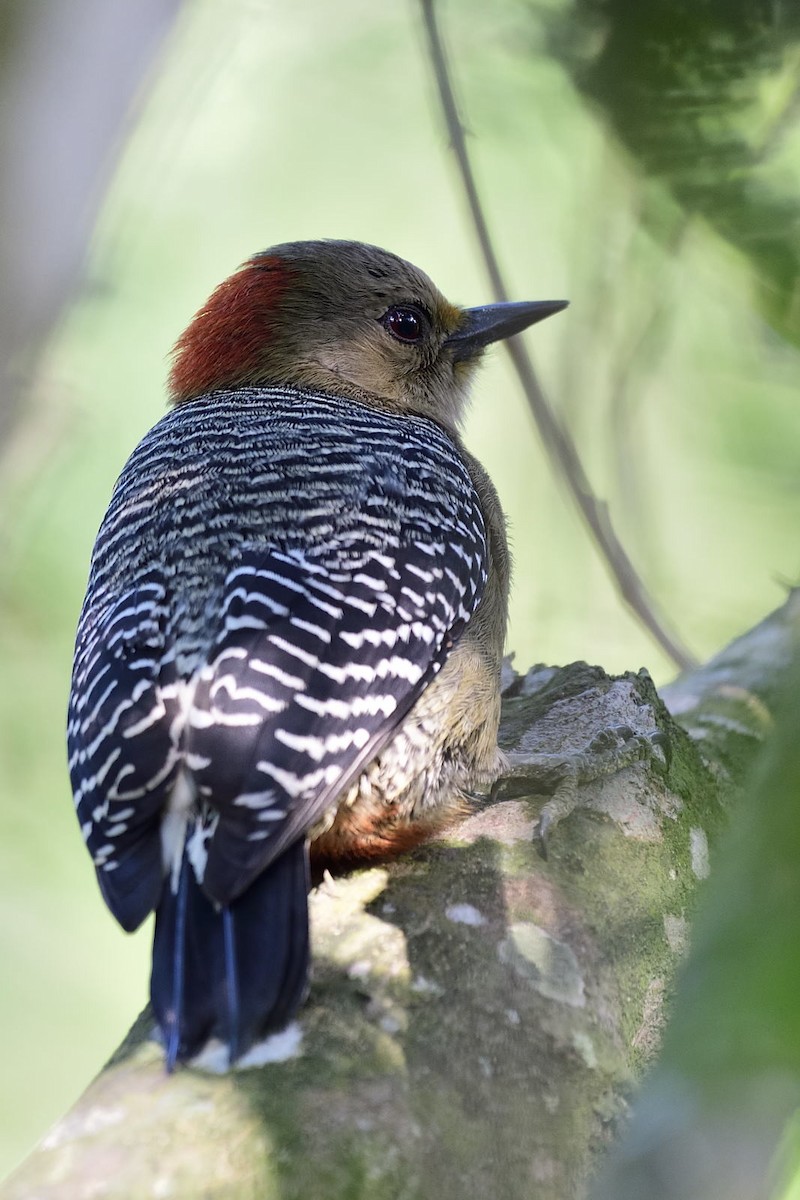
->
<box><xmin>446</xmin><ymin>299</ymin><xmax>568</xmax><ymax>359</ymax></box>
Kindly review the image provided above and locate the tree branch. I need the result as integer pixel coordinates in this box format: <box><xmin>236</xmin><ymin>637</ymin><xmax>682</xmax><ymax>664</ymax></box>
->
<box><xmin>6</xmin><ymin>590</ymin><xmax>794</xmax><ymax>1198</ymax></box>
<box><xmin>0</xmin><ymin>0</ymin><xmax>183</xmax><ymax>467</ymax></box>
<box><xmin>419</xmin><ymin>0</ymin><xmax>696</xmax><ymax>673</ymax></box>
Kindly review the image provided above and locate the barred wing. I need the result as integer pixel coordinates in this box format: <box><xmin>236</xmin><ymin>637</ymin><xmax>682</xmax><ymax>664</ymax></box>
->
<box><xmin>67</xmin><ymin>574</ymin><xmax>180</xmax><ymax>929</ymax></box>
<box><xmin>188</xmin><ymin>536</ymin><xmax>486</xmax><ymax>904</ymax></box>
<box><xmin>67</xmin><ymin>387</ymin><xmax>490</xmax><ymax>930</ymax></box>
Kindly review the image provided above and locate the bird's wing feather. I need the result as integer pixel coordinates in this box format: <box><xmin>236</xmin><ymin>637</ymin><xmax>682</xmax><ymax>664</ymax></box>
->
<box><xmin>68</xmin><ymin>390</ymin><xmax>489</xmax><ymax>924</ymax></box>
<box><xmin>67</xmin><ymin>573</ymin><xmax>181</xmax><ymax>929</ymax></box>
<box><xmin>190</xmin><ymin>534</ymin><xmax>485</xmax><ymax>904</ymax></box>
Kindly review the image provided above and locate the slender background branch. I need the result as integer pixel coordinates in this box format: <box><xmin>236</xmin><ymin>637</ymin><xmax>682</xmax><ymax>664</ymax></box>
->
<box><xmin>420</xmin><ymin>0</ymin><xmax>696</xmax><ymax>673</ymax></box>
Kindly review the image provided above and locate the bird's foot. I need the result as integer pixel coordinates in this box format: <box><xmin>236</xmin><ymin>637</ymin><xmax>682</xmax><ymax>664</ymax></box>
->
<box><xmin>495</xmin><ymin>724</ymin><xmax>669</xmax><ymax>858</ymax></box>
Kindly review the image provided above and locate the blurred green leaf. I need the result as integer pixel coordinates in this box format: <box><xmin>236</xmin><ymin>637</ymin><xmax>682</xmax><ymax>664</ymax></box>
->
<box><xmin>545</xmin><ymin>0</ymin><xmax>800</xmax><ymax>345</ymax></box>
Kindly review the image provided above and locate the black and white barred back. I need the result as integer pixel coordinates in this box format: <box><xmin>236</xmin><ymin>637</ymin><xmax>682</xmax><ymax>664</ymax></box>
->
<box><xmin>68</xmin><ymin>386</ymin><xmax>488</xmax><ymax>1063</ymax></box>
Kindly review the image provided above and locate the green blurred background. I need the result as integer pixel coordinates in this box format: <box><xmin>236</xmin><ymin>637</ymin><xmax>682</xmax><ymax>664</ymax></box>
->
<box><xmin>1</xmin><ymin>0</ymin><xmax>799</xmax><ymax>1177</ymax></box>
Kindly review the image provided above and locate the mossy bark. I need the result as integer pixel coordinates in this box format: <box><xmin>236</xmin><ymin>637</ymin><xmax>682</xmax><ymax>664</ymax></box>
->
<box><xmin>4</xmin><ymin>595</ymin><xmax>794</xmax><ymax>1200</ymax></box>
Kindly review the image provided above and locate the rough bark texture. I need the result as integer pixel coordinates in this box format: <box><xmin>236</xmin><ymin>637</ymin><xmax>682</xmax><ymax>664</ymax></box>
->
<box><xmin>4</xmin><ymin>594</ymin><xmax>794</xmax><ymax>1200</ymax></box>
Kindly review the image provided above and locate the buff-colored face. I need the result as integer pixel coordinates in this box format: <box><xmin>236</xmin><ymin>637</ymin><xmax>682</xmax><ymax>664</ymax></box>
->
<box><xmin>270</xmin><ymin>243</ymin><xmax>475</xmax><ymax>426</ymax></box>
<box><xmin>170</xmin><ymin>240</ymin><xmax>565</xmax><ymax>430</ymax></box>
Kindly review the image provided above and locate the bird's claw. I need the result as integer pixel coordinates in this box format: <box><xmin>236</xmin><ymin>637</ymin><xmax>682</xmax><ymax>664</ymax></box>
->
<box><xmin>504</xmin><ymin>721</ymin><xmax>671</xmax><ymax>859</ymax></box>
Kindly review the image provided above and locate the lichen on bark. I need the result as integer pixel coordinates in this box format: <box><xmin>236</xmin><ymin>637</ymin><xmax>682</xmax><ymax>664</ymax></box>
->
<box><xmin>6</xmin><ymin>594</ymin><xmax>793</xmax><ymax>1200</ymax></box>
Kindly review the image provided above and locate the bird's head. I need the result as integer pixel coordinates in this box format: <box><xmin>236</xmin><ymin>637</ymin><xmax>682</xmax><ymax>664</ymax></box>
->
<box><xmin>169</xmin><ymin>240</ymin><xmax>566</xmax><ymax>429</ymax></box>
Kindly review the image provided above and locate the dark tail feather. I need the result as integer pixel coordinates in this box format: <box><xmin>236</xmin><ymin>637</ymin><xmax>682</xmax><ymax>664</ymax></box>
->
<box><xmin>165</xmin><ymin>853</ymin><xmax>190</xmax><ymax>1071</ymax></box>
<box><xmin>151</xmin><ymin>838</ymin><xmax>310</xmax><ymax>1067</ymax></box>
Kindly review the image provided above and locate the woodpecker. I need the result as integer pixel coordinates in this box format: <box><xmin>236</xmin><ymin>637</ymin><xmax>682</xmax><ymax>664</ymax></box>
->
<box><xmin>67</xmin><ymin>240</ymin><xmax>566</xmax><ymax>1067</ymax></box>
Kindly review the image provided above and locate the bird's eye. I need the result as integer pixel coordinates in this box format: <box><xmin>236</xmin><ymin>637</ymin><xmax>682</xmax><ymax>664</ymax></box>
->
<box><xmin>381</xmin><ymin>306</ymin><xmax>425</xmax><ymax>344</ymax></box>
